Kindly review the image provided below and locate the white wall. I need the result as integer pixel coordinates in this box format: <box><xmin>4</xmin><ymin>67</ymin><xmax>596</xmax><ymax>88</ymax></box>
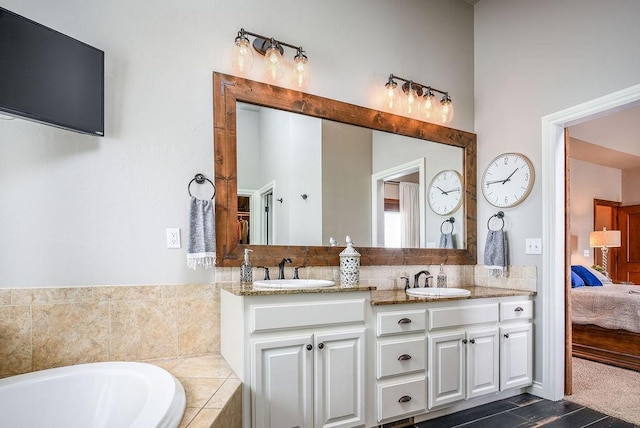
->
<box><xmin>475</xmin><ymin>0</ymin><xmax>640</xmax><ymax>386</ymax></box>
<box><xmin>0</xmin><ymin>0</ymin><xmax>474</xmax><ymax>287</ymax></box>
<box><xmin>569</xmin><ymin>159</ymin><xmax>621</xmax><ymax>266</ymax></box>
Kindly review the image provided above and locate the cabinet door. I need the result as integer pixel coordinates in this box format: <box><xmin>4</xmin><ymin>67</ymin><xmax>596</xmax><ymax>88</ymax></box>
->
<box><xmin>466</xmin><ymin>328</ymin><xmax>499</xmax><ymax>399</ymax></box>
<box><xmin>252</xmin><ymin>335</ymin><xmax>313</xmax><ymax>428</ymax></box>
<box><xmin>314</xmin><ymin>329</ymin><xmax>365</xmax><ymax>428</ymax></box>
<box><xmin>429</xmin><ymin>331</ymin><xmax>465</xmax><ymax>409</ymax></box>
<box><xmin>500</xmin><ymin>323</ymin><xmax>533</xmax><ymax>390</ymax></box>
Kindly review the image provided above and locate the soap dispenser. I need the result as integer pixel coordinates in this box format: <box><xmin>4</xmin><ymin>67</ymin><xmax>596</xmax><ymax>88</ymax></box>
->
<box><xmin>437</xmin><ymin>263</ymin><xmax>447</xmax><ymax>288</ymax></box>
<box><xmin>240</xmin><ymin>249</ymin><xmax>253</xmax><ymax>284</ymax></box>
<box><xmin>339</xmin><ymin>236</ymin><xmax>360</xmax><ymax>287</ymax></box>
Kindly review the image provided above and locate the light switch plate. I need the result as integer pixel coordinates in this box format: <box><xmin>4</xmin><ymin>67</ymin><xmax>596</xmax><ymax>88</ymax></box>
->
<box><xmin>526</xmin><ymin>238</ymin><xmax>542</xmax><ymax>255</ymax></box>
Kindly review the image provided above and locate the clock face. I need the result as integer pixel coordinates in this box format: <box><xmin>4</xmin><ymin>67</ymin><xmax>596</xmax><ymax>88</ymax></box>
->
<box><xmin>428</xmin><ymin>170</ymin><xmax>463</xmax><ymax>215</ymax></box>
<box><xmin>482</xmin><ymin>153</ymin><xmax>535</xmax><ymax>208</ymax></box>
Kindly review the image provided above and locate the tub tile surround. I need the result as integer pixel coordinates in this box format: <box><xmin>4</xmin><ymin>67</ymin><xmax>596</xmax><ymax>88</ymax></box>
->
<box><xmin>149</xmin><ymin>354</ymin><xmax>242</xmax><ymax>428</ymax></box>
<box><xmin>0</xmin><ymin>283</ymin><xmax>219</xmax><ymax>377</ymax></box>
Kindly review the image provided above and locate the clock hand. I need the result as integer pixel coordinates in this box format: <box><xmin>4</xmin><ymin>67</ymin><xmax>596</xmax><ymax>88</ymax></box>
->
<box><xmin>436</xmin><ymin>186</ymin><xmax>449</xmax><ymax>195</ymax></box>
<box><xmin>501</xmin><ymin>167</ymin><xmax>519</xmax><ymax>184</ymax></box>
<box><xmin>485</xmin><ymin>179</ymin><xmax>505</xmax><ymax>185</ymax></box>
<box><xmin>444</xmin><ymin>187</ymin><xmax>461</xmax><ymax>193</ymax></box>
<box><xmin>485</xmin><ymin>168</ymin><xmax>520</xmax><ymax>186</ymax></box>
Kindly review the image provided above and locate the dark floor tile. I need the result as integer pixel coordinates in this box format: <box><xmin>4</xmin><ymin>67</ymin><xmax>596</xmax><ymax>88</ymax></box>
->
<box><xmin>510</xmin><ymin>399</ymin><xmax>583</xmax><ymax>423</ymax></box>
<box><xmin>540</xmin><ymin>407</ymin><xmax>610</xmax><ymax>427</ymax></box>
<box><xmin>415</xmin><ymin>398</ymin><xmax>519</xmax><ymax>427</ymax></box>
<box><xmin>507</xmin><ymin>393</ymin><xmax>544</xmax><ymax>407</ymax></box>
<box><xmin>584</xmin><ymin>416</ymin><xmax>639</xmax><ymax>428</ymax></box>
<box><xmin>454</xmin><ymin>410</ymin><xmax>534</xmax><ymax>428</ymax></box>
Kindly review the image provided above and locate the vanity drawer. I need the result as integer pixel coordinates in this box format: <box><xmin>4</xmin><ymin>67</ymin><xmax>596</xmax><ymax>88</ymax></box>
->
<box><xmin>428</xmin><ymin>303</ymin><xmax>498</xmax><ymax>330</ymax></box>
<box><xmin>250</xmin><ymin>299</ymin><xmax>365</xmax><ymax>333</ymax></box>
<box><xmin>377</xmin><ymin>337</ymin><xmax>426</xmax><ymax>379</ymax></box>
<box><xmin>377</xmin><ymin>376</ymin><xmax>427</xmax><ymax>422</ymax></box>
<box><xmin>377</xmin><ymin>309</ymin><xmax>427</xmax><ymax>337</ymax></box>
<box><xmin>500</xmin><ymin>300</ymin><xmax>533</xmax><ymax>321</ymax></box>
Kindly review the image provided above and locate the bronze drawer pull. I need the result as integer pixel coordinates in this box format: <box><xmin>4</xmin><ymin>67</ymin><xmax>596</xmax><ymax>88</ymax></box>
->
<box><xmin>514</xmin><ymin>307</ymin><xmax>524</xmax><ymax>312</ymax></box>
<box><xmin>398</xmin><ymin>395</ymin><xmax>412</xmax><ymax>403</ymax></box>
<box><xmin>398</xmin><ymin>318</ymin><xmax>412</xmax><ymax>324</ymax></box>
<box><xmin>398</xmin><ymin>354</ymin><xmax>412</xmax><ymax>361</ymax></box>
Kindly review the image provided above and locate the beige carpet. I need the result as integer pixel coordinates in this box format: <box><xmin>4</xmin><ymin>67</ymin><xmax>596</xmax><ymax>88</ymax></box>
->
<box><xmin>566</xmin><ymin>357</ymin><xmax>640</xmax><ymax>426</ymax></box>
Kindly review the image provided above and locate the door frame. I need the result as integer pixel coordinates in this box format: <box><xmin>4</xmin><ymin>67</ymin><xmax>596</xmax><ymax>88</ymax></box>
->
<box><xmin>541</xmin><ymin>84</ymin><xmax>640</xmax><ymax>400</ymax></box>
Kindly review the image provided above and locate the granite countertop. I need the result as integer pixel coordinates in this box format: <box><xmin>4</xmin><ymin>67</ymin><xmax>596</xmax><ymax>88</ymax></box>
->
<box><xmin>220</xmin><ymin>283</ymin><xmax>375</xmax><ymax>296</ymax></box>
<box><xmin>370</xmin><ymin>286</ymin><xmax>536</xmax><ymax>306</ymax></box>
<box><xmin>220</xmin><ymin>283</ymin><xmax>534</xmax><ymax>305</ymax></box>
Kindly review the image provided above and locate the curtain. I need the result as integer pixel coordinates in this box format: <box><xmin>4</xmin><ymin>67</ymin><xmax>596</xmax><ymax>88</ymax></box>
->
<box><xmin>400</xmin><ymin>182</ymin><xmax>420</xmax><ymax>248</ymax></box>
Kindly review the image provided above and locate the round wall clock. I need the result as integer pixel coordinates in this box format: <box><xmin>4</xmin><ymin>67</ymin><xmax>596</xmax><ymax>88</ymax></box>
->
<box><xmin>481</xmin><ymin>152</ymin><xmax>535</xmax><ymax>208</ymax></box>
<box><xmin>428</xmin><ymin>170</ymin><xmax>463</xmax><ymax>215</ymax></box>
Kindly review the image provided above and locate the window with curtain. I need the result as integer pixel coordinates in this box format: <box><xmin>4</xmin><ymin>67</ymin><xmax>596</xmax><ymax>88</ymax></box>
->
<box><xmin>400</xmin><ymin>182</ymin><xmax>420</xmax><ymax>248</ymax></box>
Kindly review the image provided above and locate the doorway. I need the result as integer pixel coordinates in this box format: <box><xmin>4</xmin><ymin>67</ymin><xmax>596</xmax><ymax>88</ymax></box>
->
<box><xmin>541</xmin><ymin>83</ymin><xmax>640</xmax><ymax>401</ymax></box>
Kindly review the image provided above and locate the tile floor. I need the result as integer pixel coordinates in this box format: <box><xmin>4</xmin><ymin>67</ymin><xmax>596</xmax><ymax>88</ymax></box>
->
<box><xmin>415</xmin><ymin>394</ymin><xmax>637</xmax><ymax>427</ymax></box>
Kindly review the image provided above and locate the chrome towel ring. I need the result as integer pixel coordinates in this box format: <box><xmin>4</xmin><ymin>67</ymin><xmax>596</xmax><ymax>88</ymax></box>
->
<box><xmin>487</xmin><ymin>211</ymin><xmax>505</xmax><ymax>231</ymax></box>
<box><xmin>188</xmin><ymin>173</ymin><xmax>216</xmax><ymax>200</ymax></box>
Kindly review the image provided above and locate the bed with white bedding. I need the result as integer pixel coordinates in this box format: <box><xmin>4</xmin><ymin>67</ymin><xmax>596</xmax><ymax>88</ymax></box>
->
<box><xmin>571</xmin><ymin>277</ymin><xmax>640</xmax><ymax>371</ymax></box>
<box><xmin>571</xmin><ymin>283</ymin><xmax>640</xmax><ymax>333</ymax></box>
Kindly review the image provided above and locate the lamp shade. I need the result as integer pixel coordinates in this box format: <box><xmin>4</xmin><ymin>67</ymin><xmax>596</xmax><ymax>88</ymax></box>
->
<box><xmin>589</xmin><ymin>228</ymin><xmax>621</xmax><ymax>248</ymax></box>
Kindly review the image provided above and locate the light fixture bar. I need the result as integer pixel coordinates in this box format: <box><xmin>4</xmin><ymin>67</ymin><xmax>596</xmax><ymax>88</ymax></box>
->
<box><xmin>233</xmin><ymin>28</ymin><xmax>310</xmax><ymax>89</ymax></box>
<box><xmin>385</xmin><ymin>73</ymin><xmax>454</xmax><ymax>123</ymax></box>
<box><xmin>388</xmin><ymin>74</ymin><xmax>449</xmax><ymax>98</ymax></box>
<box><xmin>238</xmin><ymin>28</ymin><xmax>304</xmax><ymax>57</ymax></box>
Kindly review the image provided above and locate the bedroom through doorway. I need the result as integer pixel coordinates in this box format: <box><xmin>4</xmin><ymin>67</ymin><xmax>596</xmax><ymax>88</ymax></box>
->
<box><xmin>565</xmin><ymin>102</ymin><xmax>640</xmax><ymax>396</ymax></box>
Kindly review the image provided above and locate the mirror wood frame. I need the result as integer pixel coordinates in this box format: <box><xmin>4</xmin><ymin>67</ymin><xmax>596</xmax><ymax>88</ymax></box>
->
<box><xmin>213</xmin><ymin>72</ymin><xmax>477</xmax><ymax>267</ymax></box>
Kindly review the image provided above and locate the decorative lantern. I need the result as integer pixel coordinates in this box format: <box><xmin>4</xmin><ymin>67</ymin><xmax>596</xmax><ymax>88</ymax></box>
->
<box><xmin>340</xmin><ymin>236</ymin><xmax>360</xmax><ymax>287</ymax></box>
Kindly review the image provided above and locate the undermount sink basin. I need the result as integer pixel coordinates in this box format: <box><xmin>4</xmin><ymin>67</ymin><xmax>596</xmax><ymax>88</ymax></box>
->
<box><xmin>406</xmin><ymin>287</ymin><xmax>471</xmax><ymax>298</ymax></box>
<box><xmin>253</xmin><ymin>279</ymin><xmax>336</xmax><ymax>289</ymax></box>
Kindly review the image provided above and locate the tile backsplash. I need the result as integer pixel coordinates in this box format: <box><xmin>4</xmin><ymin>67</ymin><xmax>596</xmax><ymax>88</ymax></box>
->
<box><xmin>0</xmin><ymin>264</ymin><xmax>535</xmax><ymax>378</ymax></box>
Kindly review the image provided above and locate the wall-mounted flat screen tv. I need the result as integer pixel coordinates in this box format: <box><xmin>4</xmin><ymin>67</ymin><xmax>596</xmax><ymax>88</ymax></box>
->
<box><xmin>0</xmin><ymin>7</ymin><xmax>104</xmax><ymax>136</ymax></box>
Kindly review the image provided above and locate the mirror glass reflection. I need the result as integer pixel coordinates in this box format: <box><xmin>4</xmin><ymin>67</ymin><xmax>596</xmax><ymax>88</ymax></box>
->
<box><xmin>236</xmin><ymin>102</ymin><xmax>465</xmax><ymax>249</ymax></box>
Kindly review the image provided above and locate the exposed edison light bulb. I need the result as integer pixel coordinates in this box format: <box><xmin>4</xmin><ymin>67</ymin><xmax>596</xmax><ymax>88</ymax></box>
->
<box><xmin>404</xmin><ymin>83</ymin><xmax>420</xmax><ymax>115</ymax></box>
<box><xmin>439</xmin><ymin>94</ymin><xmax>454</xmax><ymax>123</ymax></box>
<box><xmin>421</xmin><ymin>88</ymin><xmax>436</xmax><ymax>119</ymax></box>
<box><xmin>291</xmin><ymin>49</ymin><xmax>310</xmax><ymax>89</ymax></box>
<box><xmin>231</xmin><ymin>32</ymin><xmax>254</xmax><ymax>74</ymax></box>
<box><xmin>264</xmin><ymin>39</ymin><xmax>284</xmax><ymax>81</ymax></box>
<box><xmin>384</xmin><ymin>79</ymin><xmax>399</xmax><ymax>110</ymax></box>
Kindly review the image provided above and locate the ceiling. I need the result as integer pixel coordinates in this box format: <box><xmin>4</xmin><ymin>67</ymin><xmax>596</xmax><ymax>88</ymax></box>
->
<box><xmin>569</xmin><ymin>104</ymin><xmax>640</xmax><ymax>170</ymax></box>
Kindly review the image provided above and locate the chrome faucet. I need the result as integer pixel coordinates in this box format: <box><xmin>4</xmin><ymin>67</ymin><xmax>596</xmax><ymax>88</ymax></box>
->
<box><xmin>414</xmin><ymin>270</ymin><xmax>433</xmax><ymax>288</ymax></box>
<box><xmin>278</xmin><ymin>258</ymin><xmax>292</xmax><ymax>279</ymax></box>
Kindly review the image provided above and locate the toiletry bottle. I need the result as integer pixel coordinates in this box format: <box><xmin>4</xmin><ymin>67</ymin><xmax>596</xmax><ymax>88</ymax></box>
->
<box><xmin>240</xmin><ymin>249</ymin><xmax>253</xmax><ymax>284</ymax></box>
<box><xmin>437</xmin><ymin>263</ymin><xmax>447</xmax><ymax>288</ymax></box>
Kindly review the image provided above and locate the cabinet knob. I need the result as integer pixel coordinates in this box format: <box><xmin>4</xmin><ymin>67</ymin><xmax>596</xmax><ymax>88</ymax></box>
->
<box><xmin>306</xmin><ymin>344</ymin><xmax>313</xmax><ymax>351</ymax></box>
<box><xmin>469</xmin><ymin>339</ymin><xmax>476</xmax><ymax>344</ymax></box>
<box><xmin>397</xmin><ymin>354</ymin><xmax>412</xmax><ymax>361</ymax></box>
<box><xmin>462</xmin><ymin>339</ymin><xmax>468</xmax><ymax>344</ymax></box>
<box><xmin>398</xmin><ymin>395</ymin><xmax>412</xmax><ymax>403</ymax></box>
<box><xmin>514</xmin><ymin>307</ymin><xmax>524</xmax><ymax>312</ymax></box>
<box><xmin>318</xmin><ymin>343</ymin><xmax>325</xmax><ymax>350</ymax></box>
<box><xmin>398</xmin><ymin>318</ymin><xmax>412</xmax><ymax>325</ymax></box>
<box><xmin>504</xmin><ymin>333</ymin><xmax>510</xmax><ymax>338</ymax></box>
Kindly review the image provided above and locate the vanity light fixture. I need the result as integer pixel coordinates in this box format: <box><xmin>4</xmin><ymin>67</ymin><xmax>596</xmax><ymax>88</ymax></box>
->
<box><xmin>232</xmin><ymin>28</ymin><xmax>310</xmax><ymax>89</ymax></box>
<box><xmin>384</xmin><ymin>74</ymin><xmax>454</xmax><ymax>123</ymax></box>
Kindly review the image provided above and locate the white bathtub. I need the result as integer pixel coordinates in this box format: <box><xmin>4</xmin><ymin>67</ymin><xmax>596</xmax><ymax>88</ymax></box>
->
<box><xmin>0</xmin><ymin>362</ymin><xmax>186</xmax><ymax>428</ymax></box>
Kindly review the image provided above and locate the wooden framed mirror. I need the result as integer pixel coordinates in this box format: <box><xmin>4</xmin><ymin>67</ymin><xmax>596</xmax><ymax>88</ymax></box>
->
<box><xmin>213</xmin><ymin>72</ymin><xmax>477</xmax><ymax>267</ymax></box>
